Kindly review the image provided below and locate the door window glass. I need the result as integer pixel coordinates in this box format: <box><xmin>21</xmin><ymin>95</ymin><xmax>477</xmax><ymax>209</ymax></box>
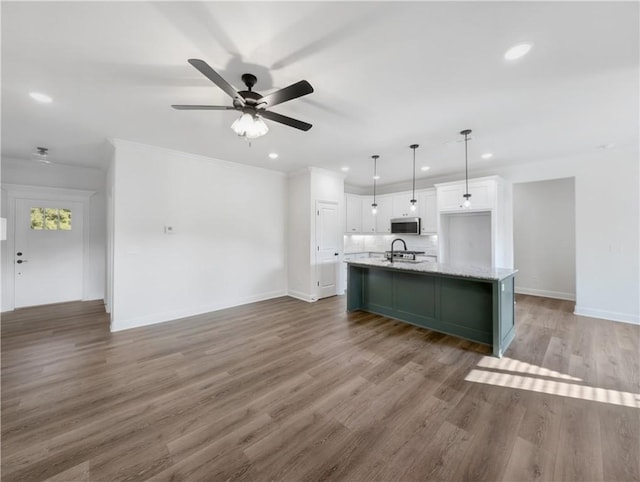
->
<box><xmin>30</xmin><ymin>207</ymin><xmax>72</xmax><ymax>230</ymax></box>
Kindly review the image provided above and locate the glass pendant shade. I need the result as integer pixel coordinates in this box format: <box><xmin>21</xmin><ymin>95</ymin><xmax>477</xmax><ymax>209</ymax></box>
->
<box><xmin>231</xmin><ymin>113</ymin><xmax>269</xmax><ymax>138</ymax></box>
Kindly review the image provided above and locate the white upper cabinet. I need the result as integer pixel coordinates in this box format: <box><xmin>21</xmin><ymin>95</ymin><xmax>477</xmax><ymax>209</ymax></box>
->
<box><xmin>437</xmin><ymin>178</ymin><xmax>496</xmax><ymax>212</ymax></box>
<box><xmin>392</xmin><ymin>192</ymin><xmax>416</xmax><ymax>218</ymax></box>
<box><xmin>418</xmin><ymin>189</ymin><xmax>437</xmax><ymax>233</ymax></box>
<box><xmin>375</xmin><ymin>196</ymin><xmax>392</xmax><ymax>233</ymax></box>
<box><xmin>345</xmin><ymin>194</ymin><xmax>362</xmax><ymax>233</ymax></box>
<box><xmin>361</xmin><ymin>196</ymin><xmax>376</xmax><ymax>233</ymax></box>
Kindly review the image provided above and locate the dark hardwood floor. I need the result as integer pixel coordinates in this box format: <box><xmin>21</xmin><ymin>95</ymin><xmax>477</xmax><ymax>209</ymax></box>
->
<box><xmin>2</xmin><ymin>294</ymin><xmax>639</xmax><ymax>481</ymax></box>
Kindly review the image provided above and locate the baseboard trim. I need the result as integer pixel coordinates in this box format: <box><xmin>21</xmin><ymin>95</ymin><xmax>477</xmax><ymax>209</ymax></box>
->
<box><xmin>287</xmin><ymin>290</ymin><xmax>317</xmax><ymax>303</ymax></box>
<box><xmin>111</xmin><ymin>290</ymin><xmax>288</xmax><ymax>332</ymax></box>
<box><xmin>515</xmin><ymin>287</ymin><xmax>576</xmax><ymax>301</ymax></box>
<box><xmin>574</xmin><ymin>306</ymin><xmax>639</xmax><ymax>325</ymax></box>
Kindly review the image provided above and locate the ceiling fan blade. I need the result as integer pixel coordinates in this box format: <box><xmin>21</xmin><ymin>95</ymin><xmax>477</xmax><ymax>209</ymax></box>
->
<box><xmin>188</xmin><ymin>59</ymin><xmax>244</xmax><ymax>105</ymax></box>
<box><xmin>260</xmin><ymin>110</ymin><xmax>312</xmax><ymax>131</ymax></box>
<box><xmin>172</xmin><ymin>105</ymin><xmax>236</xmax><ymax>110</ymax></box>
<box><xmin>261</xmin><ymin>80</ymin><xmax>314</xmax><ymax>108</ymax></box>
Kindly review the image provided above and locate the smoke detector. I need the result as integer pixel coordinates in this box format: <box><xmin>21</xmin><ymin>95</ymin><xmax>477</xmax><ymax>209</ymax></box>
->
<box><xmin>32</xmin><ymin>147</ymin><xmax>51</xmax><ymax>164</ymax></box>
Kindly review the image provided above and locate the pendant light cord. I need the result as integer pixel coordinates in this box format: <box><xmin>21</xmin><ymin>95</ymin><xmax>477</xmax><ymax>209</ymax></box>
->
<box><xmin>372</xmin><ymin>155</ymin><xmax>379</xmax><ymax>209</ymax></box>
<box><xmin>464</xmin><ymin>133</ymin><xmax>469</xmax><ymax>195</ymax></box>
<box><xmin>409</xmin><ymin>144</ymin><xmax>419</xmax><ymax>204</ymax></box>
<box><xmin>412</xmin><ymin>148</ymin><xmax>416</xmax><ymax>200</ymax></box>
<box><xmin>373</xmin><ymin>156</ymin><xmax>377</xmax><ymax>203</ymax></box>
<box><xmin>460</xmin><ymin>129</ymin><xmax>472</xmax><ymax>199</ymax></box>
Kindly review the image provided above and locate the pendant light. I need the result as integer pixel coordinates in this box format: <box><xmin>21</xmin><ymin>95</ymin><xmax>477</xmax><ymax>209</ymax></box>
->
<box><xmin>371</xmin><ymin>155</ymin><xmax>379</xmax><ymax>214</ymax></box>
<box><xmin>460</xmin><ymin>129</ymin><xmax>472</xmax><ymax>208</ymax></box>
<box><xmin>409</xmin><ymin>144</ymin><xmax>419</xmax><ymax>211</ymax></box>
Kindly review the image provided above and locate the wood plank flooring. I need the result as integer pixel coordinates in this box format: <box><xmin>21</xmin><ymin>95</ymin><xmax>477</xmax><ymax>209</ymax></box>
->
<box><xmin>2</xmin><ymin>294</ymin><xmax>639</xmax><ymax>481</ymax></box>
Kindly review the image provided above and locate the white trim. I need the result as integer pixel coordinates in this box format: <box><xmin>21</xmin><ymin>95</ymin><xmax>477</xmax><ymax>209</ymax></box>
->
<box><xmin>2</xmin><ymin>184</ymin><xmax>95</xmax><ymax>312</ymax></box>
<box><xmin>111</xmin><ymin>289</ymin><xmax>288</xmax><ymax>332</ymax></box>
<box><xmin>574</xmin><ymin>306</ymin><xmax>639</xmax><ymax>325</ymax></box>
<box><xmin>287</xmin><ymin>290</ymin><xmax>317</xmax><ymax>303</ymax></box>
<box><xmin>515</xmin><ymin>287</ymin><xmax>576</xmax><ymax>301</ymax></box>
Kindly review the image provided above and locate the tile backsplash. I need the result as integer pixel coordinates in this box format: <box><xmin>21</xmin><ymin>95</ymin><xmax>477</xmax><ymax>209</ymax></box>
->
<box><xmin>344</xmin><ymin>234</ymin><xmax>438</xmax><ymax>256</ymax></box>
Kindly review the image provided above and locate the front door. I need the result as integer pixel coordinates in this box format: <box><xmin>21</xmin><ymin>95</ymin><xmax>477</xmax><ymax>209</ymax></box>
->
<box><xmin>14</xmin><ymin>198</ymin><xmax>84</xmax><ymax>308</ymax></box>
<box><xmin>316</xmin><ymin>201</ymin><xmax>339</xmax><ymax>299</ymax></box>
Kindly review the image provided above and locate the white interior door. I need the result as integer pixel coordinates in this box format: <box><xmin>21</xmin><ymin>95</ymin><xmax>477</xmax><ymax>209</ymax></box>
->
<box><xmin>316</xmin><ymin>201</ymin><xmax>339</xmax><ymax>299</ymax></box>
<box><xmin>14</xmin><ymin>198</ymin><xmax>84</xmax><ymax>308</ymax></box>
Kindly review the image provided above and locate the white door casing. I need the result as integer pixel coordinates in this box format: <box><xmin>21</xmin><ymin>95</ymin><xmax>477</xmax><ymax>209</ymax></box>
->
<box><xmin>2</xmin><ymin>184</ymin><xmax>94</xmax><ymax>311</ymax></box>
<box><xmin>316</xmin><ymin>201</ymin><xmax>339</xmax><ymax>299</ymax></box>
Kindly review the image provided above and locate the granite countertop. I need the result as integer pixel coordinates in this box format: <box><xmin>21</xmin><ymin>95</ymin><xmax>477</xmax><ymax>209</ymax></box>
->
<box><xmin>345</xmin><ymin>257</ymin><xmax>517</xmax><ymax>281</ymax></box>
<box><xmin>344</xmin><ymin>251</ymin><xmax>386</xmax><ymax>255</ymax></box>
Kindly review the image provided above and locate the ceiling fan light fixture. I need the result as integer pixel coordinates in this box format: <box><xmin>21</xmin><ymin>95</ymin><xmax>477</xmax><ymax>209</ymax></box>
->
<box><xmin>32</xmin><ymin>146</ymin><xmax>51</xmax><ymax>164</ymax></box>
<box><xmin>231</xmin><ymin>113</ymin><xmax>268</xmax><ymax>139</ymax></box>
<box><xmin>245</xmin><ymin>116</ymin><xmax>269</xmax><ymax>139</ymax></box>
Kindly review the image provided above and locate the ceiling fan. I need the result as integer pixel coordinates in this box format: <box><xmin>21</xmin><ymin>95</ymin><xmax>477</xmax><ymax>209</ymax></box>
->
<box><xmin>32</xmin><ymin>147</ymin><xmax>51</xmax><ymax>164</ymax></box>
<box><xmin>172</xmin><ymin>59</ymin><xmax>314</xmax><ymax>138</ymax></box>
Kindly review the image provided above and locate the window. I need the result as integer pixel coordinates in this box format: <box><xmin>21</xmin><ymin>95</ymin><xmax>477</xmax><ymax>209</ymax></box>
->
<box><xmin>30</xmin><ymin>207</ymin><xmax>72</xmax><ymax>230</ymax></box>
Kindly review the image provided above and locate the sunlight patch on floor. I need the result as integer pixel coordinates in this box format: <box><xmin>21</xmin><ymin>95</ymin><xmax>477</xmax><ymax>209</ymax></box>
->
<box><xmin>465</xmin><ymin>369</ymin><xmax>640</xmax><ymax>408</ymax></box>
<box><xmin>476</xmin><ymin>356</ymin><xmax>583</xmax><ymax>381</ymax></box>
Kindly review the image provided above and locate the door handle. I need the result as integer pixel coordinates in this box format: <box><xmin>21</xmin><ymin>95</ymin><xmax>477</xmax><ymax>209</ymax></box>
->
<box><xmin>16</xmin><ymin>260</ymin><xmax>28</xmax><ymax>264</ymax></box>
<box><xmin>334</xmin><ymin>252</ymin><xmax>339</xmax><ymax>256</ymax></box>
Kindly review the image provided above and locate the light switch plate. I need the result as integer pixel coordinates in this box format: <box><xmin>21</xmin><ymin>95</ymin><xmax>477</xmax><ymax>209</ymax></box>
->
<box><xmin>164</xmin><ymin>225</ymin><xmax>175</xmax><ymax>234</ymax></box>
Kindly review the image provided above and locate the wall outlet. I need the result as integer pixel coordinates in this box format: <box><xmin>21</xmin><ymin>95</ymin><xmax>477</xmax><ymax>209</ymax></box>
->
<box><xmin>164</xmin><ymin>225</ymin><xmax>175</xmax><ymax>234</ymax></box>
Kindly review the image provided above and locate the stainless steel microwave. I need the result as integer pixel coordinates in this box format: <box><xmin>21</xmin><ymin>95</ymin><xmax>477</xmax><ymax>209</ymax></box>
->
<box><xmin>390</xmin><ymin>217</ymin><xmax>420</xmax><ymax>234</ymax></box>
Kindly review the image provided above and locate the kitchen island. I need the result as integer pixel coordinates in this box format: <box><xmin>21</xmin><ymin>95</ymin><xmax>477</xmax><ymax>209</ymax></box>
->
<box><xmin>346</xmin><ymin>258</ymin><xmax>517</xmax><ymax>357</ymax></box>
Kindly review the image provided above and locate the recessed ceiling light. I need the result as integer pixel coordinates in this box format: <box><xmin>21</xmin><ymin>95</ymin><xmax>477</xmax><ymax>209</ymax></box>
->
<box><xmin>373</xmin><ymin>175</ymin><xmax>380</xmax><ymax>180</ymax></box>
<box><xmin>481</xmin><ymin>153</ymin><xmax>493</xmax><ymax>159</ymax></box>
<box><xmin>504</xmin><ymin>43</ymin><xmax>533</xmax><ymax>61</ymax></box>
<box><xmin>29</xmin><ymin>92</ymin><xmax>53</xmax><ymax>103</ymax></box>
<box><xmin>421</xmin><ymin>166</ymin><xmax>430</xmax><ymax>171</ymax></box>
<box><xmin>341</xmin><ymin>166</ymin><xmax>349</xmax><ymax>172</ymax></box>
<box><xmin>268</xmin><ymin>152</ymin><xmax>278</xmax><ymax>159</ymax></box>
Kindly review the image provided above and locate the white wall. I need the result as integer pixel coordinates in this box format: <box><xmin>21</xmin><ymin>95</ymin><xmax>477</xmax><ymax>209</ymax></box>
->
<box><xmin>1</xmin><ymin>158</ymin><xmax>106</xmax><ymax>311</ymax></box>
<box><xmin>514</xmin><ymin>178</ymin><xmax>576</xmax><ymax>300</ymax></box>
<box><xmin>109</xmin><ymin>139</ymin><xmax>287</xmax><ymax>331</ymax></box>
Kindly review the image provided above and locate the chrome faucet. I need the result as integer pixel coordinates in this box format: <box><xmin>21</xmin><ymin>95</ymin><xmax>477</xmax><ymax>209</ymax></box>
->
<box><xmin>390</xmin><ymin>238</ymin><xmax>407</xmax><ymax>263</ymax></box>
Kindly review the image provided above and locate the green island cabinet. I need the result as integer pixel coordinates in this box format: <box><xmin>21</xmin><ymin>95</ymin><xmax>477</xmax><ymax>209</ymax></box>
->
<box><xmin>346</xmin><ymin>259</ymin><xmax>517</xmax><ymax>357</ymax></box>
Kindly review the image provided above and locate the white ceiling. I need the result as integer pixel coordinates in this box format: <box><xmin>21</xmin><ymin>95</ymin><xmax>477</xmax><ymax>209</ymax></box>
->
<box><xmin>2</xmin><ymin>1</ymin><xmax>638</xmax><ymax>187</ymax></box>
